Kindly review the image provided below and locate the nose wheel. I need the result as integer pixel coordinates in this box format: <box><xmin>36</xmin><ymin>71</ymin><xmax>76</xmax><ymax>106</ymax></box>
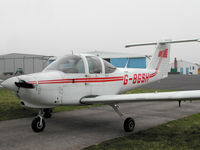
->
<box><xmin>110</xmin><ymin>104</ymin><xmax>135</xmax><ymax>132</ymax></box>
<box><xmin>31</xmin><ymin>109</ymin><xmax>46</xmax><ymax>132</ymax></box>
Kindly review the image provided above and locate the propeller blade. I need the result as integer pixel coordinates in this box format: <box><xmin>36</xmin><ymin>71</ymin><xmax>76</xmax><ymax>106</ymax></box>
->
<box><xmin>15</xmin><ymin>80</ymin><xmax>35</xmax><ymax>89</ymax></box>
<box><xmin>0</xmin><ymin>79</ymin><xmax>4</xmax><ymax>89</ymax></box>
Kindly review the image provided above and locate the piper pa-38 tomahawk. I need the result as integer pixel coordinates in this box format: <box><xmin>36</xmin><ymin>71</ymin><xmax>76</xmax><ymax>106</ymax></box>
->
<box><xmin>1</xmin><ymin>38</ymin><xmax>200</xmax><ymax>133</ymax></box>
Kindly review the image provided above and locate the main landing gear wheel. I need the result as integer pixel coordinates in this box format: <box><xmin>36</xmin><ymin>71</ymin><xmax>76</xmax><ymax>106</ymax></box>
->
<box><xmin>124</xmin><ymin>117</ymin><xmax>135</xmax><ymax>132</ymax></box>
<box><xmin>44</xmin><ymin>108</ymin><xmax>52</xmax><ymax>118</ymax></box>
<box><xmin>31</xmin><ymin>116</ymin><xmax>46</xmax><ymax>132</ymax></box>
<box><xmin>110</xmin><ymin>104</ymin><xmax>135</xmax><ymax>132</ymax></box>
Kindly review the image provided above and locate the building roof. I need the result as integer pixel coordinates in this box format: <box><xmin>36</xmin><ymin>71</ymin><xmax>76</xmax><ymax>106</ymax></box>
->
<box><xmin>178</xmin><ymin>60</ymin><xmax>198</xmax><ymax>66</ymax></box>
<box><xmin>0</xmin><ymin>53</ymin><xmax>53</xmax><ymax>59</ymax></box>
<box><xmin>171</xmin><ymin>59</ymin><xmax>199</xmax><ymax>67</ymax></box>
<box><xmin>85</xmin><ymin>51</ymin><xmax>148</xmax><ymax>59</ymax></box>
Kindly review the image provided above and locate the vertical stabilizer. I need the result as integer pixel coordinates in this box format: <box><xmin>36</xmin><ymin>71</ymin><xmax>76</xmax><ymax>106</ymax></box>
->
<box><xmin>125</xmin><ymin>38</ymin><xmax>199</xmax><ymax>79</ymax></box>
<box><xmin>147</xmin><ymin>39</ymin><xmax>171</xmax><ymax>78</ymax></box>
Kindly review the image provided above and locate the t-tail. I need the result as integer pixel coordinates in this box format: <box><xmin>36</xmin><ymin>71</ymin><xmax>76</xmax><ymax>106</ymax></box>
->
<box><xmin>125</xmin><ymin>38</ymin><xmax>200</xmax><ymax>79</ymax></box>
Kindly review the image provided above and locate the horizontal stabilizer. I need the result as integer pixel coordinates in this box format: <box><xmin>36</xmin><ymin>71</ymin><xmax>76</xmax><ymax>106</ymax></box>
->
<box><xmin>125</xmin><ymin>39</ymin><xmax>200</xmax><ymax>48</ymax></box>
<box><xmin>81</xmin><ymin>90</ymin><xmax>200</xmax><ymax>105</ymax></box>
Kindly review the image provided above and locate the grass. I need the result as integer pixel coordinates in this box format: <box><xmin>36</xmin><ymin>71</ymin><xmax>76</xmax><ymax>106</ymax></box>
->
<box><xmin>0</xmin><ymin>89</ymin><xmax>38</xmax><ymax>121</ymax></box>
<box><xmin>83</xmin><ymin>113</ymin><xmax>200</xmax><ymax>150</ymax></box>
<box><xmin>0</xmin><ymin>89</ymin><xmax>100</xmax><ymax>121</ymax></box>
<box><xmin>0</xmin><ymin>88</ymin><xmax>173</xmax><ymax>121</ymax></box>
<box><xmin>125</xmin><ymin>89</ymin><xmax>174</xmax><ymax>94</ymax></box>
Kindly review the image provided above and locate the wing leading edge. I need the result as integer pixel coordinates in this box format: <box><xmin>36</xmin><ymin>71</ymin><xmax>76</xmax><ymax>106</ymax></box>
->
<box><xmin>81</xmin><ymin>90</ymin><xmax>200</xmax><ymax>105</ymax></box>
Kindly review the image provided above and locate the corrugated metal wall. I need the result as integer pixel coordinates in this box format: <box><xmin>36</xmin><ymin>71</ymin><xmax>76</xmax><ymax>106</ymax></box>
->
<box><xmin>0</xmin><ymin>54</ymin><xmax>50</xmax><ymax>75</ymax></box>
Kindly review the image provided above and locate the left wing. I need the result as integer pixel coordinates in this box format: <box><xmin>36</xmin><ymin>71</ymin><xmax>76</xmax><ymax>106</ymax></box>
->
<box><xmin>81</xmin><ymin>90</ymin><xmax>200</xmax><ymax>105</ymax></box>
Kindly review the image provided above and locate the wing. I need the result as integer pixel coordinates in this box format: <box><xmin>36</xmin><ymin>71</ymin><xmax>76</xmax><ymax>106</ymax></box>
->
<box><xmin>81</xmin><ymin>90</ymin><xmax>200</xmax><ymax>105</ymax></box>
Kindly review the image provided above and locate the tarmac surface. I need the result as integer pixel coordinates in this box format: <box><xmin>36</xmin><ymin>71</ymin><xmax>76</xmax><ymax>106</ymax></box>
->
<box><xmin>141</xmin><ymin>74</ymin><xmax>200</xmax><ymax>90</ymax></box>
<box><xmin>1</xmin><ymin>74</ymin><xmax>200</xmax><ymax>150</ymax></box>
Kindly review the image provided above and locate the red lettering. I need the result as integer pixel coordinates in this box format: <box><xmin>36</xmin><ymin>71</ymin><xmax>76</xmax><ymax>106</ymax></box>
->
<box><xmin>163</xmin><ymin>49</ymin><xmax>168</xmax><ymax>58</ymax></box>
<box><xmin>158</xmin><ymin>51</ymin><xmax>162</xmax><ymax>57</ymax></box>
<box><xmin>141</xmin><ymin>73</ymin><xmax>145</xmax><ymax>83</ymax></box>
<box><xmin>137</xmin><ymin>74</ymin><xmax>141</xmax><ymax>83</ymax></box>
<box><xmin>145</xmin><ymin>73</ymin><xmax>149</xmax><ymax>82</ymax></box>
<box><xmin>123</xmin><ymin>74</ymin><xmax>128</xmax><ymax>85</ymax></box>
<box><xmin>133</xmin><ymin>74</ymin><xmax>137</xmax><ymax>84</ymax></box>
<box><xmin>158</xmin><ymin>49</ymin><xmax>168</xmax><ymax>58</ymax></box>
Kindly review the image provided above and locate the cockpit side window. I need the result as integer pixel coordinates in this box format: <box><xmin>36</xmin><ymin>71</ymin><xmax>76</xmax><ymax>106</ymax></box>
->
<box><xmin>86</xmin><ymin>56</ymin><xmax>102</xmax><ymax>74</ymax></box>
<box><xmin>45</xmin><ymin>55</ymin><xmax>85</xmax><ymax>73</ymax></box>
<box><xmin>103</xmin><ymin>60</ymin><xmax>116</xmax><ymax>74</ymax></box>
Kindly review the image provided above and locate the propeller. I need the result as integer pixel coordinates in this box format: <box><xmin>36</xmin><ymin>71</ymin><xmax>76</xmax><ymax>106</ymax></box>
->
<box><xmin>15</xmin><ymin>80</ymin><xmax>35</xmax><ymax>89</ymax></box>
<box><xmin>0</xmin><ymin>79</ymin><xmax>4</xmax><ymax>89</ymax></box>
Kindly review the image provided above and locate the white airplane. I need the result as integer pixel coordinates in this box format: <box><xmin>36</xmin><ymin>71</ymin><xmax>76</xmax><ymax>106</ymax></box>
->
<box><xmin>1</xmin><ymin>38</ymin><xmax>200</xmax><ymax>133</ymax></box>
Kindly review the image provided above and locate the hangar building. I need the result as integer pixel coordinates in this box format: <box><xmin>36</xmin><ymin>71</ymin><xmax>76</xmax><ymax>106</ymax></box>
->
<box><xmin>87</xmin><ymin>51</ymin><xmax>151</xmax><ymax>69</ymax></box>
<box><xmin>0</xmin><ymin>53</ymin><xmax>52</xmax><ymax>75</ymax></box>
<box><xmin>170</xmin><ymin>58</ymin><xmax>199</xmax><ymax>75</ymax></box>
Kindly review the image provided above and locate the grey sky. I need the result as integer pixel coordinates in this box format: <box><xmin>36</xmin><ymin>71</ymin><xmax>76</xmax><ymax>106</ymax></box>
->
<box><xmin>0</xmin><ymin>0</ymin><xmax>199</xmax><ymax>63</ymax></box>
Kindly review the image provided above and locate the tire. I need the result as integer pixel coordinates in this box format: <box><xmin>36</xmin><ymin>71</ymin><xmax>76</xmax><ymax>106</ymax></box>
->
<box><xmin>31</xmin><ymin>117</ymin><xmax>45</xmax><ymax>132</ymax></box>
<box><xmin>123</xmin><ymin>117</ymin><xmax>135</xmax><ymax>132</ymax></box>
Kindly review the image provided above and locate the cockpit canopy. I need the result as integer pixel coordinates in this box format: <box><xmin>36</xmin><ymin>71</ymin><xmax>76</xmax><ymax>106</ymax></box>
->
<box><xmin>44</xmin><ymin>54</ymin><xmax>116</xmax><ymax>74</ymax></box>
<box><xmin>45</xmin><ymin>55</ymin><xmax>85</xmax><ymax>73</ymax></box>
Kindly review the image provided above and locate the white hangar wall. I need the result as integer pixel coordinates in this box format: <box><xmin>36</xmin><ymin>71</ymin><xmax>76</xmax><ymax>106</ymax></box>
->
<box><xmin>170</xmin><ymin>60</ymin><xmax>198</xmax><ymax>75</ymax></box>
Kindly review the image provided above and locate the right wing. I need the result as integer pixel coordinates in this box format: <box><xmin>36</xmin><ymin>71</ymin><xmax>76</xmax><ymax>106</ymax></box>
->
<box><xmin>81</xmin><ymin>90</ymin><xmax>200</xmax><ymax>105</ymax></box>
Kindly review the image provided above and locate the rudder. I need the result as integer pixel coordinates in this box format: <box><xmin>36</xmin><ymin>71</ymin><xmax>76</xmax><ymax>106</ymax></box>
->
<box><xmin>147</xmin><ymin>40</ymin><xmax>171</xmax><ymax>78</ymax></box>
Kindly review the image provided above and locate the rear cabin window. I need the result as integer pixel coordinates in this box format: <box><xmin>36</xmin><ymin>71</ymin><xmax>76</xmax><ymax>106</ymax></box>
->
<box><xmin>103</xmin><ymin>60</ymin><xmax>116</xmax><ymax>74</ymax></box>
<box><xmin>86</xmin><ymin>56</ymin><xmax>102</xmax><ymax>74</ymax></box>
<box><xmin>45</xmin><ymin>55</ymin><xmax>85</xmax><ymax>73</ymax></box>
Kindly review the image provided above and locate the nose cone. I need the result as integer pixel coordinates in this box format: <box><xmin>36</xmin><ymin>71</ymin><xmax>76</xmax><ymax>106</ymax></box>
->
<box><xmin>1</xmin><ymin>77</ymin><xmax>19</xmax><ymax>91</ymax></box>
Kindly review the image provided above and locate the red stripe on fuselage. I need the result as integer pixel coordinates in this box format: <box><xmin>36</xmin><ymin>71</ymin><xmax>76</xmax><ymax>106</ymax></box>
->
<box><xmin>28</xmin><ymin>76</ymin><xmax>123</xmax><ymax>85</ymax></box>
<box><xmin>75</xmin><ymin>76</ymin><xmax>123</xmax><ymax>80</ymax></box>
<box><xmin>75</xmin><ymin>78</ymin><xmax>123</xmax><ymax>83</ymax></box>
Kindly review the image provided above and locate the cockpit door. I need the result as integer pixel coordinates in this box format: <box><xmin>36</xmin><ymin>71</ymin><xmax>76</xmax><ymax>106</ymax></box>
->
<box><xmin>58</xmin><ymin>55</ymin><xmax>90</xmax><ymax>104</ymax></box>
<box><xmin>85</xmin><ymin>56</ymin><xmax>105</xmax><ymax>95</ymax></box>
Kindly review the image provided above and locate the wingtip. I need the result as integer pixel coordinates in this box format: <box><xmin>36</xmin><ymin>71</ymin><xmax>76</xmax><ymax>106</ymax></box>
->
<box><xmin>125</xmin><ymin>45</ymin><xmax>129</xmax><ymax>48</ymax></box>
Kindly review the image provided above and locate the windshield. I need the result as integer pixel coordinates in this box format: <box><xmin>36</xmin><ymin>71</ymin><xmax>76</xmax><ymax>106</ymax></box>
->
<box><xmin>44</xmin><ymin>55</ymin><xmax>85</xmax><ymax>73</ymax></box>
